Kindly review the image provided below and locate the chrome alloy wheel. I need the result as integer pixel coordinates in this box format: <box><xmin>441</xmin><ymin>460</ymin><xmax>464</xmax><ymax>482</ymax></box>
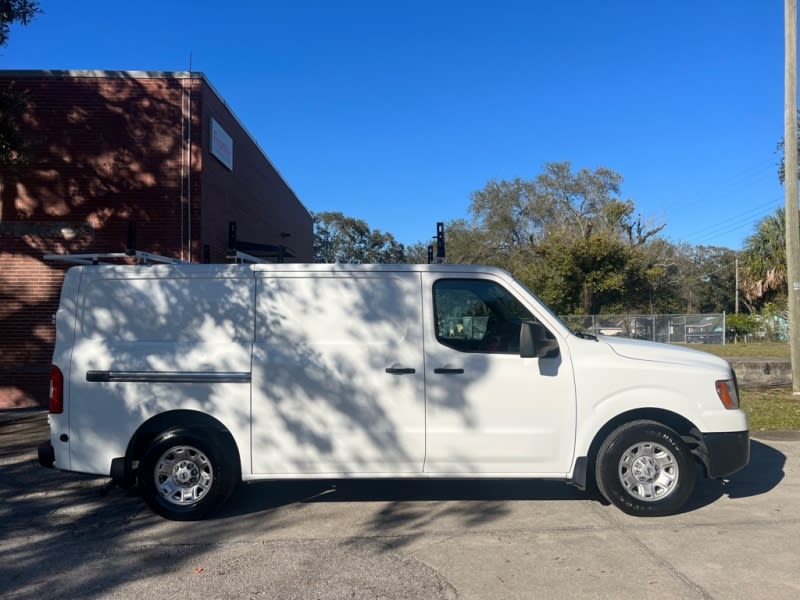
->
<box><xmin>153</xmin><ymin>445</ymin><xmax>214</xmax><ymax>506</ymax></box>
<box><xmin>618</xmin><ymin>441</ymin><xmax>679</xmax><ymax>502</ymax></box>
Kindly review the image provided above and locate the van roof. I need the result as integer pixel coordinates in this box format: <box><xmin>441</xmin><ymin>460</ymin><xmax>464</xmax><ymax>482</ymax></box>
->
<box><xmin>71</xmin><ymin>262</ymin><xmax>514</xmax><ymax>278</ymax></box>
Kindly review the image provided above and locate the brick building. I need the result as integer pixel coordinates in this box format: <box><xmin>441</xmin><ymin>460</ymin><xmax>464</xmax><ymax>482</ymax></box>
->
<box><xmin>0</xmin><ymin>70</ymin><xmax>313</xmax><ymax>408</ymax></box>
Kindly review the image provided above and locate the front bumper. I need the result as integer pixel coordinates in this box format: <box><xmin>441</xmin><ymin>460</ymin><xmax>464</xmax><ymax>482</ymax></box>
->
<box><xmin>38</xmin><ymin>441</ymin><xmax>55</xmax><ymax>469</ymax></box>
<box><xmin>697</xmin><ymin>430</ymin><xmax>750</xmax><ymax>478</ymax></box>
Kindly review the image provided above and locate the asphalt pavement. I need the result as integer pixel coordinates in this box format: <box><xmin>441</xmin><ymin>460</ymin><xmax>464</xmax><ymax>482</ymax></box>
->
<box><xmin>1</xmin><ymin>410</ymin><xmax>798</xmax><ymax>599</ymax></box>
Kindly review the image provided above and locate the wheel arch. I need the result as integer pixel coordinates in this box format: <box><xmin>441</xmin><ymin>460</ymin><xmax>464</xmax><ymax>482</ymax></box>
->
<box><xmin>571</xmin><ymin>408</ymin><xmax>703</xmax><ymax>489</ymax></box>
<box><xmin>112</xmin><ymin>409</ymin><xmax>242</xmax><ymax>487</ymax></box>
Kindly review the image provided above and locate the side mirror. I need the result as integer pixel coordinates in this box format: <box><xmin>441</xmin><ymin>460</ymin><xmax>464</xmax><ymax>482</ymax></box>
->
<box><xmin>520</xmin><ymin>322</ymin><xmax>559</xmax><ymax>359</ymax></box>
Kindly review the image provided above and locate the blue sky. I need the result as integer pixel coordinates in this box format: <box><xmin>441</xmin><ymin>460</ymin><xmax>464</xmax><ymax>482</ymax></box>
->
<box><xmin>0</xmin><ymin>1</ymin><xmax>788</xmax><ymax>250</ymax></box>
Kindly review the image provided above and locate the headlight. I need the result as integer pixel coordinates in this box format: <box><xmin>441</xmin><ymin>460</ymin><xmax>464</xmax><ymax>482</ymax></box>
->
<box><xmin>715</xmin><ymin>379</ymin><xmax>739</xmax><ymax>410</ymax></box>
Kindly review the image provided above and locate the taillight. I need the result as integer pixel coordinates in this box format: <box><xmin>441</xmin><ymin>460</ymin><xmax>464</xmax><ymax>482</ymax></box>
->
<box><xmin>715</xmin><ymin>379</ymin><xmax>739</xmax><ymax>410</ymax></box>
<box><xmin>49</xmin><ymin>365</ymin><xmax>64</xmax><ymax>414</ymax></box>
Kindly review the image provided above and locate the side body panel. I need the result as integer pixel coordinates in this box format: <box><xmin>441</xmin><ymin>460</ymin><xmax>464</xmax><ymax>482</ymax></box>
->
<box><xmin>250</xmin><ymin>271</ymin><xmax>426</xmax><ymax>474</ymax></box>
<box><xmin>61</xmin><ymin>265</ymin><xmax>255</xmax><ymax>476</ymax></box>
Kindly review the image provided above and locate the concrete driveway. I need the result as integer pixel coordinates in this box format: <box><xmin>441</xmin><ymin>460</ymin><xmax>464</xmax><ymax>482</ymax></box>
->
<box><xmin>1</xmin><ymin>411</ymin><xmax>798</xmax><ymax>599</ymax></box>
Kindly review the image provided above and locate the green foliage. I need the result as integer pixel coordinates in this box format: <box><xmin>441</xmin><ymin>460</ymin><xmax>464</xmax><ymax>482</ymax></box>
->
<box><xmin>424</xmin><ymin>162</ymin><xmax>755</xmax><ymax>317</ymax></box>
<box><xmin>758</xmin><ymin>301</ymin><xmax>790</xmax><ymax>342</ymax></box>
<box><xmin>0</xmin><ymin>1</ymin><xmax>41</xmax><ymax>172</ymax></box>
<box><xmin>517</xmin><ymin>232</ymin><xmax>632</xmax><ymax>314</ymax></box>
<box><xmin>740</xmin><ymin>207</ymin><xmax>788</xmax><ymax>308</ymax></box>
<box><xmin>313</xmin><ymin>211</ymin><xmax>405</xmax><ymax>264</ymax></box>
<box><xmin>312</xmin><ymin>160</ymin><xmax>772</xmax><ymax>320</ymax></box>
<box><xmin>467</xmin><ymin>161</ymin><xmax>665</xmax><ymax>248</ymax></box>
<box><xmin>0</xmin><ymin>85</ymin><xmax>28</xmax><ymax>169</ymax></box>
<box><xmin>672</xmin><ymin>244</ymin><xmax>736</xmax><ymax>314</ymax></box>
<box><xmin>725</xmin><ymin>313</ymin><xmax>756</xmax><ymax>337</ymax></box>
<box><xmin>441</xmin><ymin>161</ymin><xmax>672</xmax><ymax>314</ymax></box>
<box><xmin>0</xmin><ymin>0</ymin><xmax>41</xmax><ymax>46</ymax></box>
<box><xmin>404</xmin><ymin>242</ymin><xmax>429</xmax><ymax>264</ymax></box>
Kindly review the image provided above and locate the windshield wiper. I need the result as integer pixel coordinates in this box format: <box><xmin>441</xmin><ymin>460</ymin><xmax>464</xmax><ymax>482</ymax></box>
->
<box><xmin>573</xmin><ymin>330</ymin><xmax>598</xmax><ymax>341</ymax></box>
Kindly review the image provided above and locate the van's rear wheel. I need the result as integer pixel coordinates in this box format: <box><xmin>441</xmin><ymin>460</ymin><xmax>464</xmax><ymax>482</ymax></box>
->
<box><xmin>138</xmin><ymin>428</ymin><xmax>236</xmax><ymax>520</ymax></box>
<box><xmin>595</xmin><ymin>420</ymin><xmax>696</xmax><ymax>517</ymax></box>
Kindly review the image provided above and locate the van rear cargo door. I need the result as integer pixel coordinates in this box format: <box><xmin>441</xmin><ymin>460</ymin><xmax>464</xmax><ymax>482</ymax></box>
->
<box><xmin>68</xmin><ymin>266</ymin><xmax>254</xmax><ymax>476</ymax></box>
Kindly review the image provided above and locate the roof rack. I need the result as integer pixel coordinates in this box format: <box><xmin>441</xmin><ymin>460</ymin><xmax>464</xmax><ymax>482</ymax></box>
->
<box><xmin>44</xmin><ymin>251</ymin><xmax>185</xmax><ymax>266</ymax></box>
<box><xmin>226</xmin><ymin>250</ymin><xmax>269</xmax><ymax>264</ymax></box>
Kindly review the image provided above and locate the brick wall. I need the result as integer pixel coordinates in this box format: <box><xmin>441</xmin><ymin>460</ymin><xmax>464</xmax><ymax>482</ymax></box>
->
<box><xmin>199</xmin><ymin>82</ymin><xmax>313</xmax><ymax>263</ymax></box>
<box><xmin>0</xmin><ymin>71</ymin><xmax>311</xmax><ymax>408</ymax></box>
<box><xmin>0</xmin><ymin>234</ymin><xmax>73</xmax><ymax>407</ymax></box>
<box><xmin>0</xmin><ymin>72</ymin><xmax>192</xmax><ymax>407</ymax></box>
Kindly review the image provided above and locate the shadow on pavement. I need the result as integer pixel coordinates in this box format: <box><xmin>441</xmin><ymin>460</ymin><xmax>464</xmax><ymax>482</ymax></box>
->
<box><xmin>217</xmin><ymin>477</ymin><xmax>586</xmax><ymax>520</ymax></box>
<box><xmin>219</xmin><ymin>440</ymin><xmax>787</xmax><ymax>519</ymax></box>
<box><xmin>685</xmin><ymin>439</ymin><xmax>785</xmax><ymax>512</ymax></box>
<box><xmin>1</xmin><ymin>413</ymin><xmax>791</xmax><ymax>599</ymax></box>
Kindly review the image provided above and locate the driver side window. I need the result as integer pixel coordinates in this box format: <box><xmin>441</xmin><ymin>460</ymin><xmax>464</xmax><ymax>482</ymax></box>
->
<box><xmin>433</xmin><ymin>279</ymin><xmax>535</xmax><ymax>354</ymax></box>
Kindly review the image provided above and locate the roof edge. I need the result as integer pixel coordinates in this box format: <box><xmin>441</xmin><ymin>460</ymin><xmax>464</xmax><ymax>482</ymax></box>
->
<box><xmin>0</xmin><ymin>69</ymin><xmax>202</xmax><ymax>80</ymax></box>
<box><xmin>0</xmin><ymin>69</ymin><xmax>312</xmax><ymax>220</ymax></box>
<box><xmin>198</xmin><ymin>77</ymin><xmax>313</xmax><ymax>221</ymax></box>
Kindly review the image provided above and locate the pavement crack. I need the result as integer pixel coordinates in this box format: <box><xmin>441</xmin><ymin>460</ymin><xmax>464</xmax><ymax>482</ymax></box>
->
<box><xmin>590</xmin><ymin>503</ymin><xmax>716</xmax><ymax>599</ymax></box>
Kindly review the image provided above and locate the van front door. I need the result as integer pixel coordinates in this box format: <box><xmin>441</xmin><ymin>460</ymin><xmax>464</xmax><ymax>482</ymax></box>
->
<box><xmin>251</xmin><ymin>271</ymin><xmax>425</xmax><ymax>475</ymax></box>
<box><xmin>422</xmin><ymin>274</ymin><xmax>576</xmax><ymax>474</ymax></box>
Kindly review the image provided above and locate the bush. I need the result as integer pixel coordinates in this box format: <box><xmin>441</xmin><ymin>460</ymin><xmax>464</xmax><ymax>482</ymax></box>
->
<box><xmin>757</xmin><ymin>301</ymin><xmax>789</xmax><ymax>342</ymax></box>
<box><xmin>726</xmin><ymin>313</ymin><xmax>756</xmax><ymax>342</ymax></box>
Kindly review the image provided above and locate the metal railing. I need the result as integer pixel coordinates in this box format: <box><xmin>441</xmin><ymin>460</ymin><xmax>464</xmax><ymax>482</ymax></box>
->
<box><xmin>560</xmin><ymin>313</ymin><xmax>726</xmax><ymax>345</ymax></box>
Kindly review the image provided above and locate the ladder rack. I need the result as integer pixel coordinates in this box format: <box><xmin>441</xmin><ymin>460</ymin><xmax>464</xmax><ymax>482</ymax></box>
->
<box><xmin>44</xmin><ymin>251</ymin><xmax>185</xmax><ymax>266</ymax></box>
<box><xmin>226</xmin><ymin>250</ymin><xmax>269</xmax><ymax>264</ymax></box>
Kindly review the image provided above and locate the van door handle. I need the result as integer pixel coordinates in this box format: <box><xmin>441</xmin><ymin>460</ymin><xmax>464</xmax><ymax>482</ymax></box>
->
<box><xmin>385</xmin><ymin>367</ymin><xmax>416</xmax><ymax>375</ymax></box>
<box><xmin>434</xmin><ymin>368</ymin><xmax>464</xmax><ymax>374</ymax></box>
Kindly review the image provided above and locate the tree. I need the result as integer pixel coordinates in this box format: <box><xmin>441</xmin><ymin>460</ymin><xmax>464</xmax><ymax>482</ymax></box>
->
<box><xmin>740</xmin><ymin>208</ymin><xmax>788</xmax><ymax>308</ymax></box>
<box><xmin>0</xmin><ymin>1</ymin><xmax>41</xmax><ymax>171</ymax></box>
<box><xmin>440</xmin><ymin>162</ymin><xmax>668</xmax><ymax>314</ymax></box>
<box><xmin>672</xmin><ymin>244</ymin><xmax>737</xmax><ymax>314</ymax></box>
<box><xmin>726</xmin><ymin>312</ymin><xmax>756</xmax><ymax>343</ymax></box>
<box><xmin>0</xmin><ymin>1</ymin><xmax>40</xmax><ymax>46</ymax></box>
<box><xmin>520</xmin><ymin>232</ymin><xmax>629</xmax><ymax>314</ymax></box>
<box><xmin>313</xmin><ymin>211</ymin><xmax>405</xmax><ymax>263</ymax></box>
<box><xmin>408</xmin><ymin>162</ymin><xmax>747</xmax><ymax>317</ymax></box>
<box><xmin>0</xmin><ymin>85</ymin><xmax>27</xmax><ymax>168</ymax></box>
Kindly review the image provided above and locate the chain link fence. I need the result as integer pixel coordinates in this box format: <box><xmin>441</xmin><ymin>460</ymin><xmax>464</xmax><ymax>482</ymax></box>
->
<box><xmin>559</xmin><ymin>314</ymin><xmax>726</xmax><ymax>344</ymax></box>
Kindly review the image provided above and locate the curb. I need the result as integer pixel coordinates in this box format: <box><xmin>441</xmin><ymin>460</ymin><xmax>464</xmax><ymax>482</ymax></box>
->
<box><xmin>0</xmin><ymin>409</ymin><xmax>47</xmax><ymax>424</ymax></box>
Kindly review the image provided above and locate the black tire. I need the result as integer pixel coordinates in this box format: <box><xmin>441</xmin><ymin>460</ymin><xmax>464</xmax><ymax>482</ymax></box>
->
<box><xmin>138</xmin><ymin>428</ymin><xmax>238</xmax><ymax>521</ymax></box>
<box><xmin>595</xmin><ymin>420</ymin><xmax>696</xmax><ymax>517</ymax></box>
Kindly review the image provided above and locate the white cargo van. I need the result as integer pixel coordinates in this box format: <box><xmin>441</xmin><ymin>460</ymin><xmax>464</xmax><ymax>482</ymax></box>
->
<box><xmin>39</xmin><ymin>263</ymin><xmax>749</xmax><ymax>520</ymax></box>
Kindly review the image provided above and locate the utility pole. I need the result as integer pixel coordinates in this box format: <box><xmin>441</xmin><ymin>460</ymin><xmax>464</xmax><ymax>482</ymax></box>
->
<box><xmin>735</xmin><ymin>255</ymin><xmax>739</xmax><ymax>314</ymax></box>
<box><xmin>785</xmin><ymin>0</ymin><xmax>800</xmax><ymax>393</ymax></box>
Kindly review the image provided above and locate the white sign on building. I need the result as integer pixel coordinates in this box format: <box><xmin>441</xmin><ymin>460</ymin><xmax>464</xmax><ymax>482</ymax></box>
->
<box><xmin>210</xmin><ymin>117</ymin><xmax>233</xmax><ymax>171</ymax></box>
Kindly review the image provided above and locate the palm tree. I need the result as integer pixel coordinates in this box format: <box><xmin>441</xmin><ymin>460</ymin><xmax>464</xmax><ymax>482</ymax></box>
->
<box><xmin>740</xmin><ymin>208</ymin><xmax>787</xmax><ymax>307</ymax></box>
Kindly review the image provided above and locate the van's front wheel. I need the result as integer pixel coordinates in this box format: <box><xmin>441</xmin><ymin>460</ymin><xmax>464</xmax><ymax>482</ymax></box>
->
<box><xmin>138</xmin><ymin>429</ymin><xmax>236</xmax><ymax>520</ymax></box>
<box><xmin>595</xmin><ymin>420</ymin><xmax>696</xmax><ymax>517</ymax></box>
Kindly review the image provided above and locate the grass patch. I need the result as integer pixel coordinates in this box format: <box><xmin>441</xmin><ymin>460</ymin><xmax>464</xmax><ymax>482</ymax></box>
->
<box><xmin>740</xmin><ymin>387</ymin><xmax>800</xmax><ymax>431</ymax></box>
<box><xmin>676</xmin><ymin>342</ymin><xmax>790</xmax><ymax>359</ymax></box>
<box><xmin>676</xmin><ymin>342</ymin><xmax>799</xmax><ymax>429</ymax></box>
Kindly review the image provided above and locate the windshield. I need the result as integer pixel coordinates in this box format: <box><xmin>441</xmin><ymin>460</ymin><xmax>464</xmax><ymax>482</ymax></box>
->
<box><xmin>513</xmin><ymin>279</ymin><xmax>570</xmax><ymax>331</ymax></box>
<box><xmin>512</xmin><ymin>278</ymin><xmax>597</xmax><ymax>340</ymax></box>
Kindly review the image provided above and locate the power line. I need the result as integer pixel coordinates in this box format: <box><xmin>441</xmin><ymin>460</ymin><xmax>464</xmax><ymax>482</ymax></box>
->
<box><xmin>679</xmin><ymin>196</ymin><xmax>783</xmax><ymax>246</ymax></box>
